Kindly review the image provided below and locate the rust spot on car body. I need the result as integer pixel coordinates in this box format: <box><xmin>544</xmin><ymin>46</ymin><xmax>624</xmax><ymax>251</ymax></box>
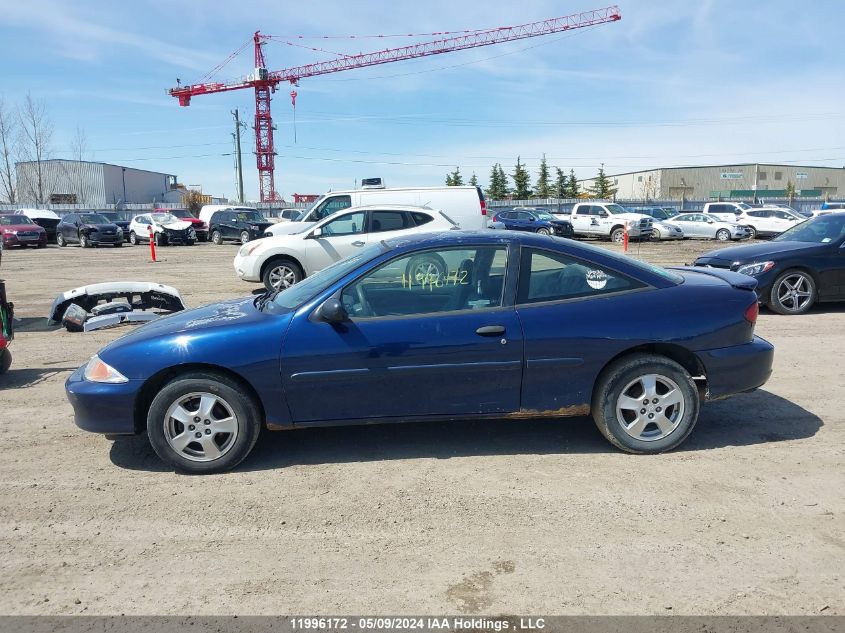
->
<box><xmin>504</xmin><ymin>404</ymin><xmax>591</xmax><ymax>419</ymax></box>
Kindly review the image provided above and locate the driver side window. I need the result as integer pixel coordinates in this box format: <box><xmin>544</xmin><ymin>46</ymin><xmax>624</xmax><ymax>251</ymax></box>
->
<box><xmin>341</xmin><ymin>246</ymin><xmax>507</xmax><ymax>318</ymax></box>
<box><xmin>313</xmin><ymin>195</ymin><xmax>352</xmax><ymax>220</ymax></box>
<box><xmin>321</xmin><ymin>211</ymin><xmax>365</xmax><ymax>237</ymax></box>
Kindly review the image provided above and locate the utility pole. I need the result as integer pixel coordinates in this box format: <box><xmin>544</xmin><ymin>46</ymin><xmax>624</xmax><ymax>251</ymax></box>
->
<box><xmin>232</xmin><ymin>108</ymin><xmax>245</xmax><ymax>203</ymax></box>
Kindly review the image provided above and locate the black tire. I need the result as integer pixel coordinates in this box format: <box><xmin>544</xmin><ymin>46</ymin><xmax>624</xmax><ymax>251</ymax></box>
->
<box><xmin>154</xmin><ymin>232</ymin><xmax>166</xmax><ymax>247</ymax></box>
<box><xmin>652</xmin><ymin>228</ymin><xmax>662</xmax><ymax>240</ymax></box>
<box><xmin>536</xmin><ymin>227</ymin><xmax>552</xmax><ymax>236</ymax></box>
<box><xmin>405</xmin><ymin>252</ymin><xmax>448</xmax><ymax>285</ymax></box>
<box><xmin>591</xmin><ymin>353</ymin><xmax>699</xmax><ymax>454</ymax></box>
<box><xmin>0</xmin><ymin>348</ymin><xmax>11</xmax><ymax>375</ymax></box>
<box><xmin>211</xmin><ymin>230</ymin><xmax>223</xmax><ymax>245</ymax></box>
<box><xmin>114</xmin><ymin>242</ymin><xmax>123</xmax><ymax>248</ymax></box>
<box><xmin>747</xmin><ymin>226</ymin><xmax>758</xmax><ymax>239</ymax></box>
<box><xmin>240</xmin><ymin>230</ymin><xmax>250</xmax><ymax>244</ymax></box>
<box><xmin>146</xmin><ymin>371</ymin><xmax>262</xmax><ymax>474</ymax></box>
<box><xmin>198</xmin><ymin>234</ymin><xmax>208</xmax><ymax>243</ymax></box>
<box><xmin>129</xmin><ymin>231</ymin><xmax>139</xmax><ymax>246</ymax></box>
<box><xmin>79</xmin><ymin>234</ymin><xmax>90</xmax><ymax>248</ymax></box>
<box><xmin>262</xmin><ymin>257</ymin><xmax>304</xmax><ymax>292</ymax></box>
<box><xmin>37</xmin><ymin>242</ymin><xmax>47</xmax><ymax>248</ymax></box>
<box><xmin>186</xmin><ymin>239</ymin><xmax>195</xmax><ymax>246</ymax></box>
<box><xmin>768</xmin><ymin>269</ymin><xmax>816</xmax><ymax>315</ymax></box>
<box><xmin>56</xmin><ymin>233</ymin><xmax>66</xmax><ymax>247</ymax></box>
<box><xmin>716</xmin><ymin>229</ymin><xmax>731</xmax><ymax>241</ymax></box>
<box><xmin>610</xmin><ymin>227</ymin><xmax>626</xmax><ymax>243</ymax></box>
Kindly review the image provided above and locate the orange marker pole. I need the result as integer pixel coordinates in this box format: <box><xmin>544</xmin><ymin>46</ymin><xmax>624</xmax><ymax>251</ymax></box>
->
<box><xmin>623</xmin><ymin>225</ymin><xmax>629</xmax><ymax>253</ymax></box>
<box><xmin>148</xmin><ymin>225</ymin><xmax>157</xmax><ymax>262</ymax></box>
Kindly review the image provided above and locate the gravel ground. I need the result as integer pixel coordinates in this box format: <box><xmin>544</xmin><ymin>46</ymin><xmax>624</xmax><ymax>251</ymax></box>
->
<box><xmin>0</xmin><ymin>238</ymin><xmax>842</xmax><ymax>615</ymax></box>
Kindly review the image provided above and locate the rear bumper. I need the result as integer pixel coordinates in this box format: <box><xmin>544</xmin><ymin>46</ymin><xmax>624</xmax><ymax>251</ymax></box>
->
<box><xmin>65</xmin><ymin>365</ymin><xmax>142</xmax><ymax>435</ymax></box>
<box><xmin>698</xmin><ymin>335</ymin><xmax>774</xmax><ymax>400</ymax></box>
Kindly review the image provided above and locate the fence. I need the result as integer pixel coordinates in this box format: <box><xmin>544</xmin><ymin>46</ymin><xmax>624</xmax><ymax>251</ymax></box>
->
<box><xmin>488</xmin><ymin>196</ymin><xmax>832</xmax><ymax>215</ymax></box>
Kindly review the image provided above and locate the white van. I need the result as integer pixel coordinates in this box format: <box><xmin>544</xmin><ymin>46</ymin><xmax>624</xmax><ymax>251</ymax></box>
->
<box><xmin>198</xmin><ymin>204</ymin><xmax>260</xmax><ymax>227</ymax></box>
<box><xmin>264</xmin><ymin>186</ymin><xmax>489</xmax><ymax>237</ymax></box>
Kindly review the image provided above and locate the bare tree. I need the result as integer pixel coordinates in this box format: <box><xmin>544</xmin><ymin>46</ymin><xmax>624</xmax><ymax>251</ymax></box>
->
<box><xmin>639</xmin><ymin>174</ymin><xmax>658</xmax><ymax>201</ymax></box>
<box><xmin>0</xmin><ymin>97</ymin><xmax>18</xmax><ymax>204</ymax></box>
<box><xmin>18</xmin><ymin>93</ymin><xmax>54</xmax><ymax>204</ymax></box>
<box><xmin>67</xmin><ymin>125</ymin><xmax>90</xmax><ymax>204</ymax></box>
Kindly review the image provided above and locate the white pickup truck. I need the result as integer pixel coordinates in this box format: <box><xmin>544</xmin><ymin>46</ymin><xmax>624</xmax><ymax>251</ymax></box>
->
<box><xmin>556</xmin><ymin>202</ymin><xmax>654</xmax><ymax>242</ymax></box>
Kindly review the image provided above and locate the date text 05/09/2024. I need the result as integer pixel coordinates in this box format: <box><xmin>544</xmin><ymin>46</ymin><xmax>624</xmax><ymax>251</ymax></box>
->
<box><xmin>289</xmin><ymin>616</ymin><xmax>546</xmax><ymax>631</ymax></box>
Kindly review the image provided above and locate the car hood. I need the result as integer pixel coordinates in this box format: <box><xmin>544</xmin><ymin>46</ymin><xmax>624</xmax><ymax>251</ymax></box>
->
<box><xmin>695</xmin><ymin>240</ymin><xmax>821</xmax><ymax>265</ymax></box>
<box><xmin>655</xmin><ymin>221</ymin><xmax>682</xmax><ymax>230</ymax></box>
<box><xmin>100</xmin><ymin>297</ymin><xmax>289</xmax><ymax>350</ymax></box>
<box><xmin>268</xmin><ymin>221</ymin><xmax>316</xmax><ymax>236</ymax></box>
<box><xmin>615</xmin><ymin>212</ymin><xmax>651</xmax><ymax>221</ymax></box>
<box><xmin>1</xmin><ymin>223</ymin><xmax>44</xmax><ymax>232</ymax></box>
<box><xmin>156</xmin><ymin>219</ymin><xmax>193</xmax><ymax>231</ymax></box>
<box><xmin>82</xmin><ymin>223</ymin><xmax>121</xmax><ymax>231</ymax></box>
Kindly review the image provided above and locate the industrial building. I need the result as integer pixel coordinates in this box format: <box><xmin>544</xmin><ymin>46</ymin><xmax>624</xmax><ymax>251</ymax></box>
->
<box><xmin>583</xmin><ymin>164</ymin><xmax>845</xmax><ymax>201</ymax></box>
<box><xmin>15</xmin><ymin>160</ymin><xmax>180</xmax><ymax>207</ymax></box>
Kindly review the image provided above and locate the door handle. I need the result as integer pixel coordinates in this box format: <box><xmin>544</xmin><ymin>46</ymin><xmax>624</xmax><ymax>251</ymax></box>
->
<box><xmin>476</xmin><ymin>325</ymin><xmax>505</xmax><ymax>336</ymax></box>
<box><xmin>351</xmin><ymin>241</ymin><xmax>365</xmax><ymax>247</ymax></box>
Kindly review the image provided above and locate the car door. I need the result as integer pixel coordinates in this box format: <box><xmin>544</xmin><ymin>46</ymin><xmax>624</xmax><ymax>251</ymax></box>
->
<box><xmin>134</xmin><ymin>215</ymin><xmax>149</xmax><ymax>241</ymax></box>
<box><xmin>281</xmin><ymin>244</ymin><xmax>523</xmax><ymax>422</ymax></box>
<box><xmin>674</xmin><ymin>214</ymin><xmax>700</xmax><ymax>238</ymax></box>
<box><xmin>63</xmin><ymin>214</ymin><xmax>78</xmax><ymax>243</ymax></box>
<box><xmin>218</xmin><ymin>212</ymin><xmax>236</xmax><ymax>240</ymax></box>
<box><xmin>571</xmin><ymin>206</ymin><xmax>598</xmax><ymax>235</ymax></box>
<box><xmin>302</xmin><ymin>210</ymin><xmax>369</xmax><ymax>274</ymax></box>
<box><xmin>514</xmin><ymin>246</ymin><xmax>649</xmax><ymax>414</ymax></box>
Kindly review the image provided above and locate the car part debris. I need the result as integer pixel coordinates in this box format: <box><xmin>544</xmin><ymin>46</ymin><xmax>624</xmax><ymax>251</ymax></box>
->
<box><xmin>0</xmin><ymin>280</ymin><xmax>13</xmax><ymax>375</ymax></box>
<box><xmin>49</xmin><ymin>282</ymin><xmax>185</xmax><ymax>324</ymax></box>
<box><xmin>61</xmin><ymin>303</ymin><xmax>90</xmax><ymax>332</ymax></box>
<box><xmin>83</xmin><ymin>311</ymin><xmax>160</xmax><ymax>332</ymax></box>
<box><xmin>90</xmin><ymin>301</ymin><xmax>132</xmax><ymax>317</ymax></box>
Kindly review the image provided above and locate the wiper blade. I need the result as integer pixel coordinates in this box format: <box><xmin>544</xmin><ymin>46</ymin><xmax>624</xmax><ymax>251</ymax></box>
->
<box><xmin>254</xmin><ymin>288</ymin><xmax>282</xmax><ymax>311</ymax></box>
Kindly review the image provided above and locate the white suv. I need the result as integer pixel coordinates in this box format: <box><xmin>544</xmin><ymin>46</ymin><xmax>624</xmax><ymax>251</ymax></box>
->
<box><xmin>737</xmin><ymin>207</ymin><xmax>806</xmax><ymax>238</ymax></box>
<box><xmin>234</xmin><ymin>205</ymin><xmax>456</xmax><ymax>291</ymax></box>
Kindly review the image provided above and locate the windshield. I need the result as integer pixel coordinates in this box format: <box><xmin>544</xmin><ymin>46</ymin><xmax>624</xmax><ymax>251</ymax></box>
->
<box><xmin>736</xmin><ymin>203</ymin><xmax>751</xmax><ymax>210</ymax></box>
<box><xmin>0</xmin><ymin>215</ymin><xmax>32</xmax><ymax>225</ymax></box>
<box><xmin>661</xmin><ymin>208</ymin><xmax>678</xmax><ymax>217</ymax></box>
<box><xmin>237</xmin><ymin>211</ymin><xmax>265</xmax><ymax>223</ymax></box>
<box><xmin>772</xmin><ymin>213</ymin><xmax>845</xmax><ymax>244</ymax></box>
<box><xmin>80</xmin><ymin>214</ymin><xmax>110</xmax><ymax>224</ymax></box>
<box><xmin>150</xmin><ymin>213</ymin><xmax>178</xmax><ymax>224</ymax></box>
<box><xmin>536</xmin><ymin>212</ymin><xmax>554</xmax><ymax>220</ymax></box>
<box><xmin>169</xmin><ymin>209</ymin><xmax>192</xmax><ymax>218</ymax></box>
<box><xmin>270</xmin><ymin>244</ymin><xmax>386</xmax><ymax>311</ymax></box>
<box><xmin>604</xmin><ymin>204</ymin><xmax>628</xmax><ymax>215</ymax></box>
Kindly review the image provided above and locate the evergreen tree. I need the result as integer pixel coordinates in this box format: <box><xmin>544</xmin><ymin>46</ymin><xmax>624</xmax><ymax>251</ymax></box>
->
<box><xmin>445</xmin><ymin>166</ymin><xmax>463</xmax><ymax>186</ymax></box>
<box><xmin>588</xmin><ymin>165</ymin><xmax>616</xmax><ymax>199</ymax></box>
<box><xmin>510</xmin><ymin>156</ymin><xmax>532</xmax><ymax>200</ymax></box>
<box><xmin>784</xmin><ymin>179</ymin><xmax>797</xmax><ymax>200</ymax></box>
<box><xmin>566</xmin><ymin>169</ymin><xmax>580</xmax><ymax>198</ymax></box>
<box><xmin>554</xmin><ymin>167</ymin><xmax>566</xmax><ymax>198</ymax></box>
<box><xmin>469</xmin><ymin>172</ymin><xmax>478</xmax><ymax>187</ymax></box>
<box><xmin>497</xmin><ymin>164</ymin><xmax>508</xmax><ymax>196</ymax></box>
<box><xmin>534</xmin><ymin>153</ymin><xmax>551</xmax><ymax>198</ymax></box>
<box><xmin>485</xmin><ymin>163</ymin><xmax>508</xmax><ymax>200</ymax></box>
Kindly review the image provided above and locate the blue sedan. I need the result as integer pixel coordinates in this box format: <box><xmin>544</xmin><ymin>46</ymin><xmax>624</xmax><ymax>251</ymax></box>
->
<box><xmin>491</xmin><ymin>209</ymin><xmax>574</xmax><ymax>237</ymax></box>
<box><xmin>66</xmin><ymin>232</ymin><xmax>774</xmax><ymax>473</ymax></box>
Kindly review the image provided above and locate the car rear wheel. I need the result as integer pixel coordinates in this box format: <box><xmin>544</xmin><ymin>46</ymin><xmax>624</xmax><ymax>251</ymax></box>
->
<box><xmin>56</xmin><ymin>233</ymin><xmax>66</xmax><ymax>247</ymax></box>
<box><xmin>769</xmin><ymin>270</ymin><xmax>816</xmax><ymax>315</ymax></box>
<box><xmin>146</xmin><ymin>372</ymin><xmax>262</xmax><ymax>474</ymax></box>
<box><xmin>716</xmin><ymin>229</ymin><xmax>731</xmax><ymax>241</ymax></box>
<box><xmin>211</xmin><ymin>230</ymin><xmax>223</xmax><ymax>245</ymax></box>
<box><xmin>0</xmin><ymin>348</ymin><xmax>10</xmax><ymax>374</ymax></box>
<box><xmin>262</xmin><ymin>258</ymin><xmax>304</xmax><ymax>292</ymax></box>
<box><xmin>592</xmin><ymin>353</ymin><xmax>699</xmax><ymax>454</ymax></box>
<box><xmin>129</xmin><ymin>232</ymin><xmax>139</xmax><ymax>245</ymax></box>
<box><xmin>240</xmin><ymin>230</ymin><xmax>250</xmax><ymax>244</ymax></box>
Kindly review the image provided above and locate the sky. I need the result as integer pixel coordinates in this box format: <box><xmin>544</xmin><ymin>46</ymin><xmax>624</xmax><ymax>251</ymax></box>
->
<box><xmin>2</xmin><ymin>0</ymin><xmax>845</xmax><ymax>202</ymax></box>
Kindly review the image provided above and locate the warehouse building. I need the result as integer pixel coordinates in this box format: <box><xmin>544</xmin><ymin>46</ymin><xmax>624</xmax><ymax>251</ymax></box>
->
<box><xmin>15</xmin><ymin>160</ymin><xmax>180</xmax><ymax>206</ymax></box>
<box><xmin>582</xmin><ymin>164</ymin><xmax>845</xmax><ymax>200</ymax></box>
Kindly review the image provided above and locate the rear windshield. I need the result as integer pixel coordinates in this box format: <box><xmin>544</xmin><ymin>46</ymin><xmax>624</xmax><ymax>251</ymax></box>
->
<box><xmin>572</xmin><ymin>240</ymin><xmax>684</xmax><ymax>284</ymax></box>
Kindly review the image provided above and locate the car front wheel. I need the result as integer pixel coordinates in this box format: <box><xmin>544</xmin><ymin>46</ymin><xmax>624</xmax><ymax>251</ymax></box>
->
<box><xmin>79</xmin><ymin>234</ymin><xmax>90</xmax><ymax>248</ymax></box>
<box><xmin>610</xmin><ymin>227</ymin><xmax>625</xmax><ymax>243</ymax></box>
<box><xmin>262</xmin><ymin>258</ymin><xmax>304</xmax><ymax>292</ymax></box>
<box><xmin>146</xmin><ymin>372</ymin><xmax>262</xmax><ymax>474</ymax></box>
<box><xmin>0</xmin><ymin>348</ymin><xmax>11</xmax><ymax>374</ymax></box>
<box><xmin>769</xmin><ymin>270</ymin><xmax>816</xmax><ymax>315</ymax></box>
<box><xmin>592</xmin><ymin>353</ymin><xmax>699</xmax><ymax>453</ymax></box>
<box><xmin>536</xmin><ymin>227</ymin><xmax>552</xmax><ymax>236</ymax></box>
<box><xmin>716</xmin><ymin>229</ymin><xmax>731</xmax><ymax>241</ymax></box>
<box><xmin>56</xmin><ymin>233</ymin><xmax>66</xmax><ymax>247</ymax></box>
<box><xmin>240</xmin><ymin>230</ymin><xmax>250</xmax><ymax>244</ymax></box>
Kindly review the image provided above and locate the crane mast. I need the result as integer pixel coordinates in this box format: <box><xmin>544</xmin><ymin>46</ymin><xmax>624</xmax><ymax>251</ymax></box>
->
<box><xmin>169</xmin><ymin>6</ymin><xmax>621</xmax><ymax>202</ymax></box>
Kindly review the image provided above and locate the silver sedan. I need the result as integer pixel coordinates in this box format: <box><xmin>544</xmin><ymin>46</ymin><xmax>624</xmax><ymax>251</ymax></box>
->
<box><xmin>672</xmin><ymin>213</ymin><xmax>752</xmax><ymax>241</ymax></box>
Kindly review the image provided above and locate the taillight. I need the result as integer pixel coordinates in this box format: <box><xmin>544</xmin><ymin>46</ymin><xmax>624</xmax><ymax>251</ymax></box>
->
<box><xmin>480</xmin><ymin>198</ymin><xmax>487</xmax><ymax>216</ymax></box>
<box><xmin>744</xmin><ymin>301</ymin><xmax>759</xmax><ymax>324</ymax></box>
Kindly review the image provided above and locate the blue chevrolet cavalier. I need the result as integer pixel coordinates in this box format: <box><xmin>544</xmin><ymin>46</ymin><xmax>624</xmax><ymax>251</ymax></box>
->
<box><xmin>66</xmin><ymin>232</ymin><xmax>774</xmax><ymax>473</ymax></box>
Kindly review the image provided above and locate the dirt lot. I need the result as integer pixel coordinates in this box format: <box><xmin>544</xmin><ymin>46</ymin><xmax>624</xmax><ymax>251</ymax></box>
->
<box><xmin>0</xmin><ymin>238</ymin><xmax>842</xmax><ymax>615</ymax></box>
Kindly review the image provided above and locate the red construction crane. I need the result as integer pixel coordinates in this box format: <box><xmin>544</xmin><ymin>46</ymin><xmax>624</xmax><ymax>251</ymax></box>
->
<box><xmin>169</xmin><ymin>6</ymin><xmax>621</xmax><ymax>202</ymax></box>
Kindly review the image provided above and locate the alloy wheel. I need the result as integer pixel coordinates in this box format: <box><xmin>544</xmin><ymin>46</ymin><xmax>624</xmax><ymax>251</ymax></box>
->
<box><xmin>775</xmin><ymin>273</ymin><xmax>813</xmax><ymax>313</ymax></box>
<box><xmin>268</xmin><ymin>264</ymin><xmax>297</xmax><ymax>290</ymax></box>
<box><xmin>615</xmin><ymin>373</ymin><xmax>685</xmax><ymax>441</ymax></box>
<box><xmin>163</xmin><ymin>392</ymin><xmax>239</xmax><ymax>462</ymax></box>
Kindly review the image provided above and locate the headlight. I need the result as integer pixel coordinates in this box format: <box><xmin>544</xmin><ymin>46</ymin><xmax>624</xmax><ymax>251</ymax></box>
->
<box><xmin>188</xmin><ymin>228</ymin><xmax>196</xmax><ymax>237</ymax></box>
<box><xmin>117</xmin><ymin>228</ymin><xmax>123</xmax><ymax>236</ymax></box>
<box><xmin>240</xmin><ymin>241</ymin><xmax>264</xmax><ymax>257</ymax></box>
<box><xmin>8</xmin><ymin>230</ymin><xmax>17</xmax><ymax>235</ymax></box>
<box><xmin>83</xmin><ymin>355</ymin><xmax>128</xmax><ymax>384</ymax></box>
<box><xmin>736</xmin><ymin>261</ymin><xmax>775</xmax><ymax>276</ymax></box>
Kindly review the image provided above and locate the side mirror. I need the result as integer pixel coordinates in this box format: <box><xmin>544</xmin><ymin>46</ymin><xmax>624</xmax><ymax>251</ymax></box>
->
<box><xmin>318</xmin><ymin>297</ymin><xmax>348</xmax><ymax>323</ymax></box>
<box><xmin>309</xmin><ymin>227</ymin><xmax>323</xmax><ymax>239</ymax></box>
<box><xmin>599</xmin><ymin>211</ymin><xmax>608</xmax><ymax>218</ymax></box>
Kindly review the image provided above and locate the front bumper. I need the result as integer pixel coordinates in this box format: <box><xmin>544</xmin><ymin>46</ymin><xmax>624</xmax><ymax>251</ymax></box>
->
<box><xmin>88</xmin><ymin>233</ymin><xmax>123</xmax><ymax>245</ymax></box>
<box><xmin>698</xmin><ymin>335</ymin><xmax>774</xmax><ymax>400</ymax></box>
<box><xmin>2</xmin><ymin>233</ymin><xmax>47</xmax><ymax>247</ymax></box>
<box><xmin>65</xmin><ymin>365</ymin><xmax>142</xmax><ymax>435</ymax></box>
<box><xmin>233</xmin><ymin>252</ymin><xmax>262</xmax><ymax>282</ymax></box>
